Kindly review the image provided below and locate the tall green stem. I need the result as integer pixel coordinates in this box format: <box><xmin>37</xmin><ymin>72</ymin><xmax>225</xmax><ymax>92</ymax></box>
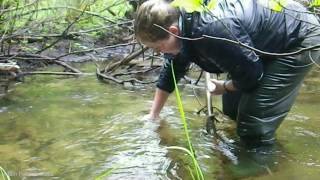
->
<box><xmin>171</xmin><ymin>61</ymin><xmax>204</xmax><ymax>180</ymax></box>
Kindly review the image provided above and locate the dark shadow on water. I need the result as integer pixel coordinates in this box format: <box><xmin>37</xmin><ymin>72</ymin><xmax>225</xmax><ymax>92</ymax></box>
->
<box><xmin>217</xmin><ymin>139</ymin><xmax>285</xmax><ymax>179</ymax></box>
<box><xmin>140</xmin><ymin>113</ymin><xmax>288</xmax><ymax>180</ymax></box>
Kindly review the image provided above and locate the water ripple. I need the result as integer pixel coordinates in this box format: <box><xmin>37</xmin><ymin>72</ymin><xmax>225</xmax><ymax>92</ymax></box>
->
<box><xmin>94</xmin><ymin>113</ymin><xmax>172</xmax><ymax>179</ymax></box>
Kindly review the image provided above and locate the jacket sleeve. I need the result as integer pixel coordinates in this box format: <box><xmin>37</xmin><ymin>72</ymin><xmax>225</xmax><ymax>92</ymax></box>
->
<box><xmin>156</xmin><ymin>53</ymin><xmax>191</xmax><ymax>93</ymax></box>
<box><xmin>197</xmin><ymin>17</ymin><xmax>263</xmax><ymax>92</ymax></box>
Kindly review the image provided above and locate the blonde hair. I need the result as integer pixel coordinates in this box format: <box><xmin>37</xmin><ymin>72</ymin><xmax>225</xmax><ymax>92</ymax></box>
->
<box><xmin>134</xmin><ymin>0</ymin><xmax>180</xmax><ymax>43</ymax></box>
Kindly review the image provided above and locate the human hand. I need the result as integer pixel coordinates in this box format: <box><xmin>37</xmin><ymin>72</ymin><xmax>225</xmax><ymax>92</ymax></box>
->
<box><xmin>209</xmin><ymin>79</ymin><xmax>226</xmax><ymax>95</ymax></box>
<box><xmin>141</xmin><ymin>113</ymin><xmax>161</xmax><ymax>131</ymax></box>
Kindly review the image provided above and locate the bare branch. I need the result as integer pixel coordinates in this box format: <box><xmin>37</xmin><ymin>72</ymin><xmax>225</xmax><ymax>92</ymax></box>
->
<box><xmin>57</xmin><ymin>42</ymin><xmax>137</xmax><ymax>59</ymax></box>
<box><xmin>105</xmin><ymin>47</ymin><xmax>148</xmax><ymax>72</ymax></box>
<box><xmin>153</xmin><ymin>24</ymin><xmax>320</xmax><ymax>57</ymax></box>
<box><xmin>0</xmin><ymin>54</ymin><xmax>82</xmax><ymax>73</ymax></box>
<box><xmin>54</xmin><ymin>60</ymin><xmax>82</xmax><ymax>73</ymax></box>
<box><xmin>96</xmin><ymin>67</ymin><xmax>157</xmax><ymax>85</ymax></box>
<box><xmin>20</xmin><ymin>71</ymin><xmax>93</xmax><ymax>76</ymax></box>
<box><xmin>113</xmin><ymin>67</ymin><xmax>159</xmax><ymax>77</ymax></box>
<box><xmin>1</xmin><ymin>20</ymin><xmax>133</xmax><ymax>43</ymax></box>
<box><xmin>2</xmin><ymin>6</ymin><xmax>117</xmax><ymax>24</ymax></box>
<box><xmin>36</xmin><ymin>4</ymin><xmax>90</xmax><ymax>54</ymax></box>
<box><xmin>0</xmin><ymin>0</ymin><xmax>39</xmax><ymax>14</ymax></box>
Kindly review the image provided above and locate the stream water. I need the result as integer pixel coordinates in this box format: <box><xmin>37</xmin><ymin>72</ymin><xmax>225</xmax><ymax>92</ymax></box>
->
<box><xmin>0</xmin><ymin>64</ymin><xmax>319</xmax><ymax>180</ymax></box>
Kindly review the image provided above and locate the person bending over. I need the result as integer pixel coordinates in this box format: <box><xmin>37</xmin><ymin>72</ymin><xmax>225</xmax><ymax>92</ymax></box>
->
<box><xmin>134</xmin><ymin>0</ymin><xmax>320</xmax><ymax>147</ymax></box>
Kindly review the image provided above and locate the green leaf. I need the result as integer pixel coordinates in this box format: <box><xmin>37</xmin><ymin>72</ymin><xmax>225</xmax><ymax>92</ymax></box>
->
<box><xmin>258</xmin><ymin>0</ymin><xmax>287</xmax><ymax>12</ymax></box>
<box><xmin>270</xmin><ymin>0</ymin><xmax>287</xmax><ymax>12</ymax></box>
<box><xmin>171</xmin><ymin>0</ymin><xmax>203</xmax><ymax>13</ymax></box>
<box><xmin>207</xmin><ymin>0</ymin><xmax>217</xmax><ymax>10</ymax></box>
<box><xmin>311</xmin><ymin>0</ymin><xmax>320</xmax><ymax>7</ymax></box>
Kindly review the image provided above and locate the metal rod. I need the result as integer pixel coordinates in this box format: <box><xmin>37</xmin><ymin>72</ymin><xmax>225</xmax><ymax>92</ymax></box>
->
<box><xmin>205</xmin><ymin>72</ymin><xmax>213</xmax><ymax>116</ymax></box>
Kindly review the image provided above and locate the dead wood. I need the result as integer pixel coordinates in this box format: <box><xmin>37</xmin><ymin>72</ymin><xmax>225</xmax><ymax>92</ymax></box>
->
<box><xmin>105</xmin><ymin>47</ymin><xmax>148</xmax><ymax>73</ymax></box>
<box><xmin>57</xmin><ymin>42</ymin><xmax>137</xmax><ymax>59</ymax></box>
<box><xmin>113</xmin><ymin>67</ymin><xmax>159</xmax><ymax>77</ymax></box>
<box><xmin>96</xmin><ymin>67</ymin><xmax>157</xmax><ymax>85</ymax></box>
<box><xmin>0</xmin><ymin>54</ymin><xmax>82</xmax><ymax>73</ymax></box>
<box><xmin>20</xmin><ymin>71</ymin><xmax>92</xmax><ymax>76</ymax></box>
<box><xmin>54</xmin><ymin>60</ymin><xmax>82</xmax><ymax>73</ymax></box>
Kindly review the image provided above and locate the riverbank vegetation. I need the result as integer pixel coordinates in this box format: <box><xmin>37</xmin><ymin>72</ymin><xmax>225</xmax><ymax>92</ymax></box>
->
<box><xmin>1</xmin><ymin>0</ymin><xmax>319</xmax><ymax>92</ymax></box>
<box><xmin>0</xmin><ymin>0</ymin><xmax>163</xmax><ymax>95</ymax></box>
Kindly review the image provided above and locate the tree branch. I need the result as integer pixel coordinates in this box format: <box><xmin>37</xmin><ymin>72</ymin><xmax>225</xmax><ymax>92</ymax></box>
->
<box><xmin>56</xmin><ymin>42</ymin><xmax>137</xmax><ymax>59</ymax></box>
<box><xmin>105</xmin><ymin>47</ymin><xmax>148</xmax><ymax>72</ymax></box>
<box><xmin>96</xmin><ymin>67</ymin><xmax>157</xmax><ymax>85</ymax></box>
<box><xmin>2</xmin><ymin>6</ymin><xmax>116</xmax><ymax>24</ymax></box>
<box><xmin>0</xmin><ymin>54</ymin><xmax>83</xmax><ymax>73</ymax></box>
<box><xmin>153</xmin><ymin>24</ymin><xmax>320</xmax><ymax>57</ymax></box>
<box><xmin>20</xmin><ymin>71</ymin><xmax>92</xmax><ymax>76</ymax></box>
<box><xmin>0</xmin><ymin>0</ymin><xmax>39</xmax><ymax>14</ymax></box>
<box><xmin>36</xmin><ymin>4</ymin><xmax>89</xmax><ymax>54</ymax></box>
<box><xmin>113</xmin><ymin>67</ymin><xmax>159</xmax><ymax>77</ymax></box>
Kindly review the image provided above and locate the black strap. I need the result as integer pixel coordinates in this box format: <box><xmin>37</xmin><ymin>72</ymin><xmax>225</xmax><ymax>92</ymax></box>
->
<box><xmin>183</xmin><ymin>11</ymin><xmax>193</xmax><ymax>37</ymax></box>
<box><xmin>182</xmin><ymin>0</ymin><xmax>210</xmax><ymax>37</ymax></box>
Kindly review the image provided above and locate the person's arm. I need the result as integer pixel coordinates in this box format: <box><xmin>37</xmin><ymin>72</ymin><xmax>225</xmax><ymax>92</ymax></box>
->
<box><xmin>149</xmin><ymin>88</ymin><xmax>170</xmax><ymax>119</ymax></box>
<box><xmin>148</xmin><ymin>54</ymin><xmax>190</xmax><ymax>119</ymax></box>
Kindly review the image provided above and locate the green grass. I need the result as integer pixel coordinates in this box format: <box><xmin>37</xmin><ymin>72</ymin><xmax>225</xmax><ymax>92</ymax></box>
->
<box><xmin>0</xmin><ymin>166</ymin><xmax>11</xmax><ymax>180</ymax></box>
<box><xmin>171</xmin><ymin>61</ymin><xmax>204</xmax><ymax>180</ymax></box>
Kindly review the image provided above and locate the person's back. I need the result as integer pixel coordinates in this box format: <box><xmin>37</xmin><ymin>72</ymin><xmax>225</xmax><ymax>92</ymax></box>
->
<box><xmin>197</xmin><ymin>0</ymin><xmax>319</xmax><ymax>53</ymax></box>
<box><xmin>134</xmin><ymin>0</ymin><xmax>320</xmax><ymax>148</ymax></box>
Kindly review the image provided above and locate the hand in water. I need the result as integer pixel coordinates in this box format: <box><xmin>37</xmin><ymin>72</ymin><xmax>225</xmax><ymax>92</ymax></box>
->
<box><xmin>142</xmin><ymin>113</ymin><xmax>160</xmax><ymax>121</ymax></box>
<box><xmin>142</xmin><ymin>114</ymin><xmax>160</xmax><ymax>131</ymax></box>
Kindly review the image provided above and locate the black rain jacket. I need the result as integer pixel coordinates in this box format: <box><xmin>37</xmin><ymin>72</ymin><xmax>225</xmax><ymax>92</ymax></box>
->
<box><xmin>156</xmin><ymin>0</ymin><xmax>318</xmax><ymax>93</ymax></box>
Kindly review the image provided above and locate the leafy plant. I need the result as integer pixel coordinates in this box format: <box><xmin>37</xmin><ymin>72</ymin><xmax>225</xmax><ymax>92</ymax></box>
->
<box><xmin>257</xmin><ymin>0</ymin><xmax>287</xmax><ymax>12</ymax></box>
<box><xmin>171</xmin><ymin>0</ymin><xmax>217</xmax><ymax>13</ymax></box>
<box><xmin>311</xmin><ymin>0</ymin><xmax>320</xmax><ymax>7</ymax></box>
<box><xmin>167</xmin><ymin>146</ymin><xmax>204</xmax><ymax>180</ymax></box>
